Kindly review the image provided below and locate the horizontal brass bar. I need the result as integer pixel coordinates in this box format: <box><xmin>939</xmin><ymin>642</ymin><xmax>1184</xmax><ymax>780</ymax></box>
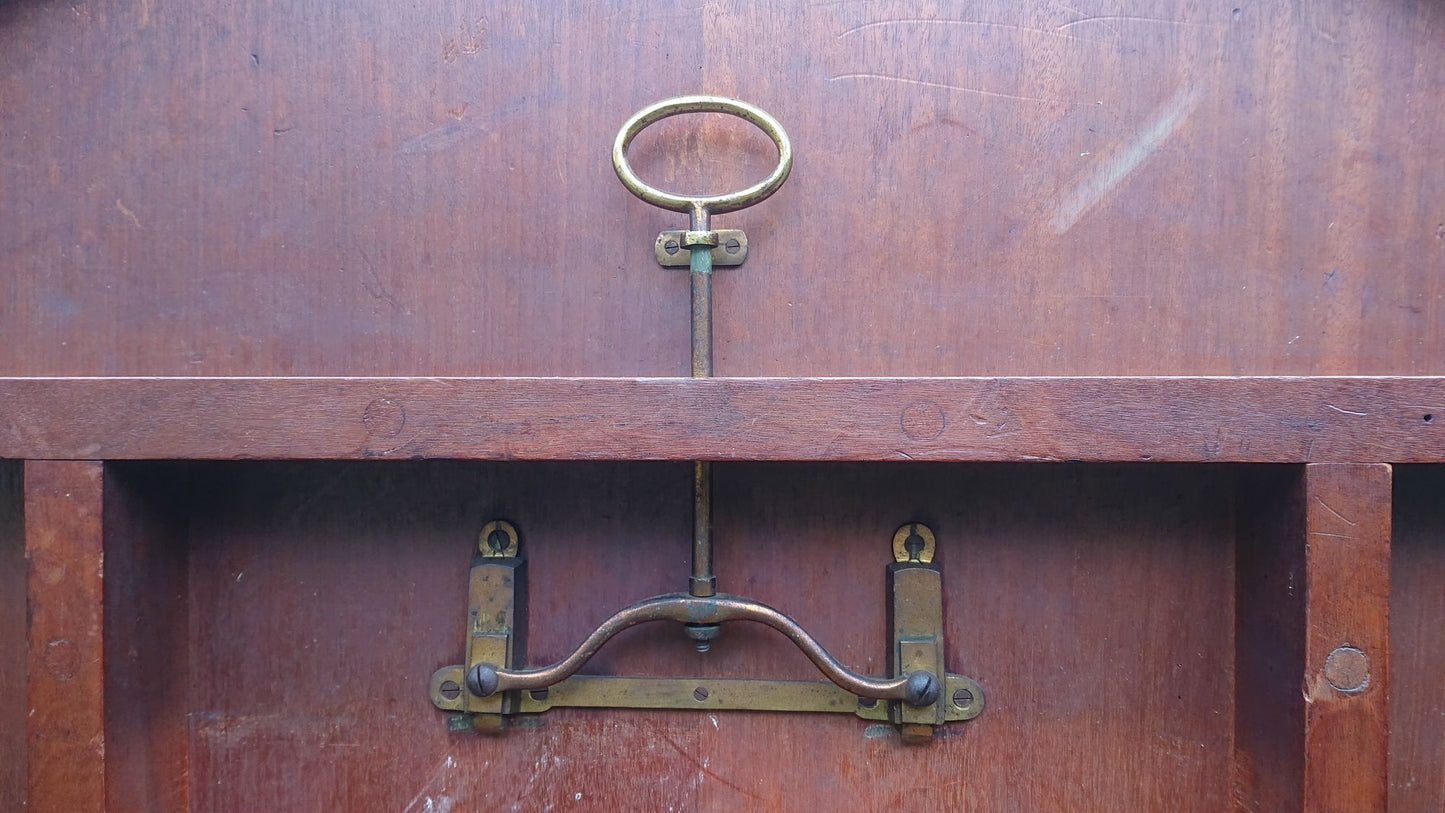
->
<box><xmin>433</xmin><ymin>668</ymin><xmax>983</xmax><ymax>721</ymax></box>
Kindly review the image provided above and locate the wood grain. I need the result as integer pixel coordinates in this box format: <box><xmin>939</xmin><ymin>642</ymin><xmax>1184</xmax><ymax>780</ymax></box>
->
<box><xmin>0</xmin><ymin>376</ymin><xmax>1442</xmax><ymax>462</ymax></box>
<box><xmin>24</xmin><ymin>460</ymin><xmax>105</xmax><ymax>812</ymax></box>
<box><xmin>1233</xmin><ymin>466</ymin><xmax>1306</xmax><ymax>810</ymax></box>
<box><xmin>1</xmin><ymin>2</ymin><xmax>1442</xmax><ymax>378</ymax></box>
<box><xmin>0</xmin><ymin>0</ymin><xmax>1436</xmax><ymax>806</ymax></box>
<box><xmin>1301</xmin><ymin>464</ymin><xmax>1391</xmax><ymax>812</ymax></box>
<box><xmin>1389</xmin><ymin>466</ymin><xmax>1445</xmax><ymax>812</ymax></box>
<box><xmin>103</xmin><ymin>463</ymin><xmax>192</xmax><ymax>812</ymax></box>
<box><xmin>0</xmin><ymin>462</ymin><xmax>24</xmax><ymax>811</ymax></box>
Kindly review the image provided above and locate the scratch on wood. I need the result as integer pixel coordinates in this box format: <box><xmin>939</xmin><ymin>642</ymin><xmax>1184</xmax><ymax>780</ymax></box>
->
<box><xmin>398</xmin><ymin>118</ymin><xmax>490</xmax><ymax>156</ymax></box>
<box><xmin>658</xmin><ymin>733</ymin><xmax>759</xmax><ymax>800</ymax></box>
<box><xmin>114</xmin><ymin>199</ymin><xmax>142</xmax><ymax>229</ymax></box>
<box><xmin>1325</xmin><ymin>404</ymin><xmax>1367</xmax><ymax>417</ymax></box>
<box><xmin>827</xmin><ymin>73</ymin><xmax>1061</xmax><ymax>104</ymax></box>
<box><xmin>1056</xmin><ymin>15</ymin><xmax>1214</xmax><ymax>31</ymax></box>
<box><xmin>1309</xmin><ymin>531</ymin><xmax>1356</xmax><ymax>540</ymax></box>
<box><xmin>399</xmin><ymin>97</ymin><xmax>527</xmax><ymax>156</ymax></box>
<box><xmin>1303</xmin><ymin>671</ymin><xmax>1331</xmax><ymax>703</ymax></box>
<box><xmin>1051</xmin><ymin>1</ymin><xmax>1120</xmax><ymax>34</ymax></box>
<box><xmin>1050</xmin><ymin>84</ymin><xmax>1200</xmax><ymax>234</ymax></box>
<box><xmin>1314</xmin><ymin>496</ymin><xmax>1358</xmax><ymax>526</ymax></box>
<box><xmin>357</xmin><ymin>248</ymin><xmax>402</xmax><ymax>312</ymax></box>
<box><xmin>838</xmin><ymin>18</ymin><xmax>1104</xmax><ymax>44</ymax></box>
<box><xmin>402</xmin><ymin>754</ymin><xmax>458</xmax><ymax>813</ymax></box>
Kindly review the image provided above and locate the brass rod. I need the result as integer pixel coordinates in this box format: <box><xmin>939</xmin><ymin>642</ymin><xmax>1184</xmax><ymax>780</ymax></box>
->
<box><xmin>690</xmin><ymin>460</ymin><xmax>715</xmax><ymax>596</ymax></box>
<box><xmin>690</xmin><ymin>265</ymin><xmax>712</xmax><ymax>376</ymax></box>
<box><xmin>688</xmin><ymin>204</ymin><xmax>716</xmax><ymax>599</ymax></box>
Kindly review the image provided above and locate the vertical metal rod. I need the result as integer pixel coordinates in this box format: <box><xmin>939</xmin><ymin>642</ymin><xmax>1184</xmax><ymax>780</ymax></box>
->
<box><xmin>688</xmin><ymin>204</ymin><xmax>716</xmax><ymax>600</ymax></box>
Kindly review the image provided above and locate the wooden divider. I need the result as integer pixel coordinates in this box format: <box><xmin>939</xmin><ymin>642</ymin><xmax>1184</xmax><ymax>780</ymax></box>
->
<box><xmin>24</xmin><ymin>460</ymin><xmax>106</xmax><ymax>811</ymax></box>
<box><xmin>1</xmin><ymin>376</ymin><xmax>1442</xmax><ymax>462</ymax></box>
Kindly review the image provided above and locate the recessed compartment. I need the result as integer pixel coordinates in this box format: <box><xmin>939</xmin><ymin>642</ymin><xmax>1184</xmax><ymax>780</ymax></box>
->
<box><xmin>97</xmin><ymin>460</ymin><xmax>1300</xmax><ymax>810</ymax></box>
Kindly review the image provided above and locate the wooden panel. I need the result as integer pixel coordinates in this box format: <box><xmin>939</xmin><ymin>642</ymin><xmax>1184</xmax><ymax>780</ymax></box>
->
<box><xmin>24</xmin><ymin>460</ymin><xmax>105</xmax><ymax>812</ymax></box>
<box><xmin>1</xmin><ymin>2</ymin><xmax>1442</xmax><ymax>378</ymax></box>
<box><xmin>166</xmin><ymin>460</ymin><xmax>1234</xmax><ymax>810</ymax></box>
<box><xmin>1301</xmin><ymin>464</ymin><xmax>1390</xmax><ymax>811</ymax></box>
<box><xmin>0</xmin><ymin>461</ymin><xmax>24</xmax><ymax>811</ymax></box>
<box><xmin>1390</xmin><ymin>466</ymin><xmax>1445</xmax><ymax>811</ymax></box>
<box><xmin>103</xmin><ymin>463</ymin><xmax>192</xmax><ymax>812</ymax></box>
<box><xmin>1</xmin><ymin>376</ymin><xmax>1442</xmax><ymax>462</ymax></box>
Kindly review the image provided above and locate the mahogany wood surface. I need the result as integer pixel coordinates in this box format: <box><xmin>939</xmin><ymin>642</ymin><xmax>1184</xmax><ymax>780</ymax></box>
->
<box><xmin>1301</xmin><ymin>464</ymin><xmax>1391</xmax><ymax>811</ymax></box>
<box><xmin>103</xmin><ymin>463</ymin><xmax>193</xmax><ymax>811</ymax></box>
<box><xmin>0</xmin><ymin>462</ymin><xmax>23</xmax><ymax>809</ymax></box>
<box><xmin>23</xmin><ymin>461</ymin><xmax>106</xmax><ymax>812</ymax></box>
<box><xmin>1233</xmin><ymin>466</ymin><xmax>1307</xmax><ymax>810</ymax></box>
<box><xmin>2</xmin><ymin>376</ymin><xmax>1443</xmax><ymax>463</ymax></box>
<box><xmin>1390</xmin><ymin>466</ymin><xmax>1445</xmax><ymax>812</ymax></box>
<box><xmin>1</xmin><ymin>2</ymin><xmax>1443</xmax><ymax>379</ymax></box>
<box><xmin>3</xmin><ymin>0</ymin><xmax>1441</xmax><ymax>809</ymax></box>
<box><xmin>157</xmin><ymin>460</ymin><xmax>1233</xmax><ymax>811</ymax></box>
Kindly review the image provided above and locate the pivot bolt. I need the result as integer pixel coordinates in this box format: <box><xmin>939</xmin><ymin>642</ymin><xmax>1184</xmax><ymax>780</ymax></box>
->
<box><xmin>904</xmin><ymin>670</ymin><xmax>941</xmax><ymax>707</ymax></box>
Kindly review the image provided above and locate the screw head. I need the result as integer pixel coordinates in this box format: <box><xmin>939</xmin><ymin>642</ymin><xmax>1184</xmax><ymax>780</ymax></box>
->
<box><xmin>724</xmin><ymin>237</ymin><xmax>741</xmax><ymax>254</ymax></box>
<box><xmin>904</xmin><ymin>670</ymin><xmax>941</xmax><ymax>706</ymax></box>
<box><xmin>663</xmin><ymin>239</ymin><xmax>681</xmax><ymax>256</ymax></box>
<box><xmin>467</xmin><ymin>663</ymin><xmax>500</xmax><ymax>697</ymax></box>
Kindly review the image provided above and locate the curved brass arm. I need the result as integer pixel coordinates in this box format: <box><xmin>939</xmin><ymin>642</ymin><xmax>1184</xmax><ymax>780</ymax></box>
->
<box><xmin>466</xmin><ymin>593</ymin><xmax>942</xmax><ymax>707</ymax></box>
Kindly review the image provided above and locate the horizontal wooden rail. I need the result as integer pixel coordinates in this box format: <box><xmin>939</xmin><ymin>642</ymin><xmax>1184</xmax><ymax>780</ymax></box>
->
<box><xmin>1</xmin><ymin>376</ymin><xmax>1441</xmax><ymax>462</ymax></box>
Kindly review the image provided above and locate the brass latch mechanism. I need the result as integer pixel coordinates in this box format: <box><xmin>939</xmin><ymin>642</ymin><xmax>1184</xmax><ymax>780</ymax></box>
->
<box><xmin>431</xmin><ymin>97</ymin><xmax>984</xmax><ymax>739</ymax></box>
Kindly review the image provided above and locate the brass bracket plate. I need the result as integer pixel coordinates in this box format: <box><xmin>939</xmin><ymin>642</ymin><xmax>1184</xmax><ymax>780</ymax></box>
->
<box><xmin>431</xmin><ymin>669</ymin><xmax>984</xmax><ymax>721</ymax></box>
<box><xmin>656</xmin><ymin>229</ymin><xmax>748</xmax><ymax>267</ymax></box>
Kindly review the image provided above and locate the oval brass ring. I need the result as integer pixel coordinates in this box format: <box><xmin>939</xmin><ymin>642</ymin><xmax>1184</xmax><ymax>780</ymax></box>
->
<box><xmin>612</xmin><ymin>95</ymin><xmax>793</xmax><ymax>215</ymax></box>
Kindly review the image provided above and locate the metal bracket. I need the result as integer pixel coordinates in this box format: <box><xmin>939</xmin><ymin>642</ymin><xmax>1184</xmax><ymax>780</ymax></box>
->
<box><xmin>655</xmin><ymin>229</ymin><xmax>748</xmax><ymax>267</ymax></box>
<box><xmin>430</xmin><ymin>522</ymin><xmax>984</xmax><ymax>738</ymax></box>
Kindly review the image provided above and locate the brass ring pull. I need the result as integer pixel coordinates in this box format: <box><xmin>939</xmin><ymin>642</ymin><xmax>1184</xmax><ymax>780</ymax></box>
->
<box><xmin>612</xmin><ymin>95</ymin><xmax>793</xmax><ymax>218</ymax></box>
